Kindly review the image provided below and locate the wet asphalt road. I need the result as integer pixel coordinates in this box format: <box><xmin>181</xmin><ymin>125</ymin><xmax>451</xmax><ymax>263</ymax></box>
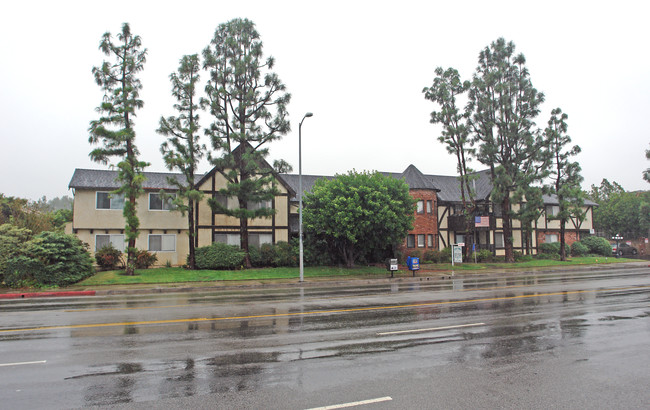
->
<box><xmin>1</xmin><ymin>266</ymin><xmax>649</xmax><ymax>409</ymax></box>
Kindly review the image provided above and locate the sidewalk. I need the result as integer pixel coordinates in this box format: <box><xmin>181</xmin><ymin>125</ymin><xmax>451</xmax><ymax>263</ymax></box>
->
<box><xmin>1</xmin><ymin>261</ymin><xmax>648</xmax><ymax>300</ymax></box>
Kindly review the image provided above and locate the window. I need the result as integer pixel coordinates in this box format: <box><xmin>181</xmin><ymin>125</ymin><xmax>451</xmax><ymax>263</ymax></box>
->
<box><xmin>416</xmin><ymin>200</ymin><xmax>424</xmax><ymax>214</ymax></box>
<box><xmin>149</xmin><ymin>193</ymin><xmax>175</xmax><ymax>210</ymax></box>
<box><xmin>546</xmin><ymin>205</ymin><xmax>560</xmax><ymax>217</ymax></box>
<box><xmin>214</xmin><ymin>233</ymin><xmax>241</xmax><ymax>246</ymax></box>
<box><xmin>249</xmin><ymin>233</ymin><xmax>273</xmax><ymax>248</ymax></box>
<box><xmin>417</xmin><ymin>234</ymin><xmax>425</xmax><ymax>248</ymax></box>
<box><xmin>545</xmin><ymin>234</ymin><xmax>559</xmax><ymax>243</ymax></box>
<box><xmin>427</xmin><ymin>234</ymin><xmax>434</xmax><ymax>248</ymax></box>
<box><xmin>96</xmin><ymin>192</ymin><xmax>124</xmax><ymax>210</ymax></box>
<box><xmin>407</xmin><ymin>234</ymin><xmax>415</xmax><ymax>248</ymax></box>
<box><xmin>494</xmin><ymin>232</ymin><xmax>504</xmax><ymax>248</ymax></box>
<box><xmin>426</xmin><ymin>200</ymin><xmax>433</xmax><ymax>214</ymax></box>
<box><xmin>214</xmin><ymin>194</ymin><xmax>239</xmax><ymax>211</ymax></box>
<box><xmin>493</xmin><ymin>203</ymin><xmax>503</xmax><ymax>217</ymax></box>
<box><xmin>456</xmin><ymin>234</ymin><xmax>465</xmax><ymax>245</ymax></box>
<box><xmin>148</xmin><ymin>234</ymin><xmax>176</xmax><ymax>252</ymax></box>
<box><xmin>95</xmin><ymin>234</ymin><xmax>125</xmax><ymax>252</ymax></box>
<box><xmin>248</xmin><ymin>199</ymin><xmax>273</xmax><ymax>211</ymax></box>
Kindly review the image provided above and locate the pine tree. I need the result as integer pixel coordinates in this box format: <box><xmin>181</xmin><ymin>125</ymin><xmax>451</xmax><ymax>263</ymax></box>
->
<box><xmin>202</xmin><ymin>18</ymin><xmax>291</xmax><ymax>268</ymax></box>
<box><xmin>545</xmin><ymin>108</ymin><xmax>584</xmax><ymax>261</ymax></box>
<box><xmin>88</xmin><ymin>23</ymin><xmax>148</xmax><ymax>275</ymax></box>
<box><xmin>468</xmin><ymin>38</ymin><xmax>548</xmax><ymax>262</ymax></box>
<box><xmin>158</xmin><ymin>54</ymin><xmax>205</xmax><ymax>270</ymax></box>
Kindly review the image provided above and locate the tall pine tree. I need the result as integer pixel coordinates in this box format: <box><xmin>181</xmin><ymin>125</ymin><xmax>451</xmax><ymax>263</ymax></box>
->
<box><xmin>202</xmin><ymin>18</ymin><xmax>291</xmax><ymax>268</ymax></box>
<box><xmin>88</xmin><ymin>23</ymin><xmax>148</xmax><ymax>275</ymax></box>
<box><xmin>158</xmin><ymin>54</ymin><xmax>205</xmax><ymax>270</ymax></box>
<box><xmin>545</xmin><ymin>108</ymin><xmax>584</xmax><ymax>261</ymax></box>
<box><xmin>468</xmin><ymin>38</ymin><xmax>548</xmax><ymax>262</ymax></box>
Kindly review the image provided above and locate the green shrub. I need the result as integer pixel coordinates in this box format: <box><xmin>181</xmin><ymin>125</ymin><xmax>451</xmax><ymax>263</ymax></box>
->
<box><xmin>422</xmin><ymin>250</ymin><xmax>437</xmax><ymax>263</ymax></box>
<box><xmin>134</xmin><ymin>249</ymin><xmax>157</xmax><ymax>269</ymax></box>
<box><xmin>273</xmin><ymin>241</ymin><xmax>298</xmax><ymax>267</ymax></box>
<box><xmin>475</xmin><ymin>249</ymin><xmax>494</xmax><ymax>262</ymax></box>
<box><xmin>28</xmin><ymin>231</ymin><xmax>95</xmax><ymax>286</ymax></box>
<box><xmin>95</xmin><ymin>244</ymin><xmax>123</xmax><ymax>270</ymax></box>
<box><xmin>0</xmin><ymin>224</ymin><xmax>33</xmax><ymax>280</ymax></box>
<box><xmin>517</xmin><ymin>254</ymin><xmax>534</xmax><ymax>262</ymax></box>
<box><xmin>570</xmin><ymin>241</ymin><xmax>589</xmax><ymax>257</ymax></box>
<box><xmin>194</xmin><ymin>243</ymin><xmax>246</xmax><ymax>270</ymax></box>
<box><xmin>540</xmin><ymin>242</ymin><xmax>561</xmax><ymax>254</ymax></box>
<box><xmin>3</xmin><ymin>256</ymin><xmax>44</xmax><ymax>288</ymax></box>
<box><xmin>436</xmin><ymin>247</ymin><xmax>452</xmax><ymax>263</ymax></box>
<box><xmin>580</xmin><ymin>236</ymin><xmax>611</xmax><ymax>256</ymax></box>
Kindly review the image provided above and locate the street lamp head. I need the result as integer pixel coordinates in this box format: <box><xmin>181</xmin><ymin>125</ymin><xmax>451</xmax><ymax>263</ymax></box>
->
<box><xmin>305</xmin><ymin>112</ymin><xmax>313</xmax><ymax>117</ymax></box>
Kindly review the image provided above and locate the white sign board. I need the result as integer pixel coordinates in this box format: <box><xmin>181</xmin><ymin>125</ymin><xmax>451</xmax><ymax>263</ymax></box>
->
<box><xmin>452</xmin><ymin>245</ymin><xmax>463</xmax><ymax>265</ymax></box>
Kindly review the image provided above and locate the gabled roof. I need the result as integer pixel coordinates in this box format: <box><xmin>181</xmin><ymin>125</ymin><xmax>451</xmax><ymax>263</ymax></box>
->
<box><xmin>429</xmin><ymin>169</ymin><xmax>493</xmax><ymax>203</ymax></box>
<box><xmin>69</xmin><ymin>169</ymin><xmax>194</xmax><ymax>190</ymax></box>
<box><xmin>194</xmin><ymin>142</ymin><xmax>296</xmax><ymax>197</ymax></box>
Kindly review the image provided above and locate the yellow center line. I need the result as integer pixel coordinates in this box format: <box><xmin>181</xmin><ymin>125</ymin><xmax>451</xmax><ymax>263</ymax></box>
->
<box><xmin>2</xmin><ymin>285</ymin><xmax>648</xmax><ymax>334</ymax></box>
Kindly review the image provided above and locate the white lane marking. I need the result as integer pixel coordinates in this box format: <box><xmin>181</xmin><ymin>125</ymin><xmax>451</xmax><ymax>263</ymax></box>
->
<box><xmin>0</xmin><ymin>360</ymin><xmax>47</xmax><ymax>367</ymax></box>
<box><xmin>377</xmin><ymin>322</ymin><xmax>485</xmax><ymax>336</ymax></box>
<box><xmin>306</xmin><ymin>396</ymin><xmax>393</xmax><ymax>410</ymax></box>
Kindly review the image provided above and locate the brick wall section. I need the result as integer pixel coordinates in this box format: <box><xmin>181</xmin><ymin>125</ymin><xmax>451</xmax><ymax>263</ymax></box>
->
<box><xmin>401</xmin><ymin>189</ymin><xmax>438</xmax><ymax>257</ymax></box>
<box><xmin>536</xmin><ymin>230</ymin><xmax>579</xmax><ymax>247</ymax></box>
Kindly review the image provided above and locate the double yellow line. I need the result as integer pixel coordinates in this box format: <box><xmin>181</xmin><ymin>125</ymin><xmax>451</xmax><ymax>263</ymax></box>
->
<box><xmin>1</xmin><ymin>285</ymin><xmax>648</xmax><ymax>334</ymax></box>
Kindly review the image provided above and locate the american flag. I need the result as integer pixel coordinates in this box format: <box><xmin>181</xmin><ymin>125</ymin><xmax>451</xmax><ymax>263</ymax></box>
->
<box><xmin>475</xmin><ymin>216</ymin><xmax>490</xmax><ymax>227</ymax></box>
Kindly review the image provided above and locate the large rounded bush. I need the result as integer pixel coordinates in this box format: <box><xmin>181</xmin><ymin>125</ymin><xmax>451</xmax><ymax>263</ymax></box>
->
<box><xmin>580</xmin><ymin>236</ymin><xmax>611</xmax><ymax>256</ymax></box>
<box><xmin>28</xmin><ymin>231</ymin><xmax>95</xmax><ymax>286</ymax></box>
<box><xmin>95</xmin><ymin>244</ymin><xmax>122</xmax><ymax>270</ymax></box>
<box><xmin>570</xmin><ymin>241</ymin><xmax>589</xmax><ymax>257</ymax></box>
<box><xmin>194</xmin><ymin>243</ymin><xmax>246</xmax><ymax>270</ymax></box>
<box><xmin>540</xmin><ymin>242</ymin><xmax>561</xmax><ymax>254</ymax></box>
<box><xmin>3</xmin><ymin>256</ymin><xmax>45</xmax><ymax>288</ymax></box>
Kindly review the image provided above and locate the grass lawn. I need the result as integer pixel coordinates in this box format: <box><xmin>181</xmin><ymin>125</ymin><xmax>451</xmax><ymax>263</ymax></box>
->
<box><xmin>78</xmin><ymin>256</ymin><xmax>639</xmax><ymax>286</ymax></box>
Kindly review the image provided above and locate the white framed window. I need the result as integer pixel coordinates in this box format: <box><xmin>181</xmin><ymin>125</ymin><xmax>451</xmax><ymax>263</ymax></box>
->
<box><xmin>148</xmin><ymin>234</ymin><xmax>176</xmax><ymax>252</ymax></box>
<box><xmin>456</xmin><ymin>234</ymin><xmax>465</xmax><ymax>245</ymax></box>
<box><xmin>214</xmin><ymin>233</ymin><xmax>241</xmax><ymax>246</ymax></box>
<box><xmin>546</xmin><ymin>205</ymin><xmax>560</xmax><ymax>217</ymax></box>
<box><xmin>96</xmin><ymin>192</ymin><xmax>124</xmax><ymax>210</ymax></box>
<box><xmin>95</xmin><ymin>234</ymin><xmax>125</xmax><ymax>252</ymax></box>
<box><xmin>427</xmin><ymin>234</ymin><xmax>434</xmax><ymax>248</ymax></box>
<box><xmin>407</xmin><ymin>234</ymin><xmax>415</xmax><ymax>248</ymax></box>
<box><xmin>545</xmin><ymin>234</ymin><xmax>559</xmax><ymax>243</ymax></box>
<box><xmin>426</xmin><ymin>200</ymin><xmax>433</xmax><ymax>214</ymax></box>
<box><xmin>416</xmin><ymin>200</ymin><xmax>424</xmax><ymax>214</ymax></box>
<box><xmin>494</xmin><ymin>232</ymin><xmax>504</xmax><ymax>248</ymax></box>
<box><xmin>149</xmin><ymin>193</ymin><xmax>175</xmax><ymax>211</ymax></box>
<box><xmin>248</xmin><ymin>200</ymin><xmax>273</xmax><ymax>211</ymax></box>
<box><xmin>249</xmin><ymin>233</ymin><xmax>273</xmax><ymax>248</ymax></box>
<box><xmin>417</xmin><ymin>234</ymin><xmax>425</xmax><ymax>248</ymax></box>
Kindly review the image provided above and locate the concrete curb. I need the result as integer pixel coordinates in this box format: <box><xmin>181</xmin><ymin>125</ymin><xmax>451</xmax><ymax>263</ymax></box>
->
<box><xmin>0</xmin><ymin>290</ymin><xmax>96</xmax><ymax>300</ymax></box>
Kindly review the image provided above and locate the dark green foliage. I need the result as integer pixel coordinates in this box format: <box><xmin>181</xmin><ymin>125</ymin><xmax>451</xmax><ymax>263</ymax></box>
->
<box><xmin>422</xmin><ymin>250</ymin><xmax>437</xmax><ymax>263</ymax></box>
<box><xmin>134</xmin><ymin>249</ymin><xmax>157</xmax><ymax>269</ymax></box>
<box><xmin>475</xmin><ymin>249</ymin><xmax>494</xmax><ymax>262</ymax></box>
<box><xmin>436</xmin><ymin>247</ymin><xmax>452</xmax><ymax>263</ymax></box>
<box><xmin>158</xmin><ymin>54</ymin><xmax>205</xmax><ymax>270</ymax></box>
<box><xmin>20</xmin><ymin>232</ymin><xmax>95</xmax><ymax>287</ymax></box>
<box><xmin>88</xmin><ymin>23</ymin><xmax>148</xmax><ymax>275</ymax></box>
<box><xmin>0</xmin><ymin>194</ymin><xmax>55</xmax><ymax>234</ymax></box>
<box><xmin>202</xmin><ymin>18</ymin><xmax>291</xmax><ymax>268</ymax></box>
<box><xmin>592</xmin><ymin>190</ymin><xmax>650</xmax><ymax>238</ymax></box>
<box><xmin>540</xmin><ymin>242</ymin><xmax>561</xmax><ymax>254</ymax></box>
<box><xmin>3</xmin><ymin>256</ymin><xmax>45</xmax><ymax>288</ymax></box>
<box><xmin>580</xmin><ymin>236</ymin><xmax>611</xmax><ymax>256</ymax></box>
<box><xmin>570</xmin><ymin>241</ymin><xmax>589</xmax><ymax>256</ymax></box>
<box><xmin>409</xmin><ymin>250</ymin><xmax>422</xmax><ymax>261</ymax></box>
<box><xmin>0</xmin><ymin>224</ymin><xmax>32</xmax><ymax>274</ymax></box>
<box><xmin>194</xmin><ymin>243</ymin><xmax>246</xmax><ymax>270</ymax></box>
<box><xmin>95</xmin><ymin>245</ymin><xmax>123</xmax><ymax>270</ymax></box>
<box><xmin>304</xmin><ymin>171</ymin><xmax>415</xmax><ymax>267</ymax></box>
<box><xmin>273</xmin><ymin>241</ymin><xmax>297</xmax><ymax>267</ymax></box>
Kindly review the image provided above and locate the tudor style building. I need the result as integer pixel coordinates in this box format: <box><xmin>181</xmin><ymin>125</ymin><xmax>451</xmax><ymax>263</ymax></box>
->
<box><xmin>67</xmin><ymin>162</ymin><xmax>596</xmax><ymax>266</ymax></box>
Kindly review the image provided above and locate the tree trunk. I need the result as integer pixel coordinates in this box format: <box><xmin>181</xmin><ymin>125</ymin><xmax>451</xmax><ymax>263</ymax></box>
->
<box><xmin>187</xmin><ymin>199</ymin><xmax>196</xmax><ymax>270</ymax></box>
<box><xmin>560</xmin><ymin>218</ymin><xmax>567</xmax><ymax>261</ymax></box>
<box><xmin>502</xmin><ymin>195</ymin><xmax>514</xmax><ymax>263</ymax></box>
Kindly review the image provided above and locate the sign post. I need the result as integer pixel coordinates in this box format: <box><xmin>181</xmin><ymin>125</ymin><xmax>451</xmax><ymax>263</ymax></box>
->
<box><xmin>452</xmin><ymin>245</ymin><xmax>462</xmax><ymax>266</ymax></box>
<box><xmin>386</xmin><ymin>258</ymin><xmax>398</xmax><ymax>278</ymax></box>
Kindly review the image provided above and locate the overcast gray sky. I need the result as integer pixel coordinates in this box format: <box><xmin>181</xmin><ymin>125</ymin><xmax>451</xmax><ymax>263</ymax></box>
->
<box><xmin>1</xmin><ymin>0</ymin><xmax>649</xmax><ymax>201</ymax></box>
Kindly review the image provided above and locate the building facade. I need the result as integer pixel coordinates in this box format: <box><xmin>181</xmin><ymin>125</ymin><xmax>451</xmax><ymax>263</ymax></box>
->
<box><xmin>68</xmin><ymin>164</ymin><xmax>595</xmax><ymax>265</ymax></box>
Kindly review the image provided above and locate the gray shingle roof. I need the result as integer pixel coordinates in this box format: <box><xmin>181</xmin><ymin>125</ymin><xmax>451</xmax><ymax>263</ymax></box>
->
<box><xmin>69</xmin><ymin>169</ymin><xmax>200</xmax><ymax>190</ymax></box>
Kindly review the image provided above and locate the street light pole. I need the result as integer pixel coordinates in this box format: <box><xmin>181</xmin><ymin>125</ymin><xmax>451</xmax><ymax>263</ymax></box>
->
<box><xmin>299</xmin><ymin>112</ymin><xmax>313</xmax><ymax>282</ymax></box>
